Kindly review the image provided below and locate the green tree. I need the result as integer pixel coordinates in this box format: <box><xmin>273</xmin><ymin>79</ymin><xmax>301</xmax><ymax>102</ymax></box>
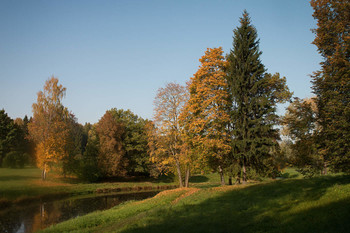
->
<box><xmin>226</xmin><ymin>11</ymin><xmax>292</xmax><ymax>182</ymax></box>
<box><xmin>81</xmin><ymin>123</ymin><xmax>92</xmax><ymax>154</ymax></box>
<box><xmin>282</xmin><ymin>97</ymin><xmax>324</xmax><ymax>177</ymax></box>
<box><xmin>109</xmin><ymin>109</ymin><xmax>150</xmax><ymax>176</ymax></box>
<box><xmin>17</xmin><ymin>115</ymin><xmax>36</xmax><ymax>165</ymax></box>
<box><xmin>62</xmin><ymin>114</ymin><xmax>84</xmax><ymax>176</ymax></box>
<box><xmin>3</xmin><ymin>151</ymin><xmax>28</xmax><ymax>168</ymax></box>
<box><xmin>77</xmin><ymin>125</ymin><xmax>101</xmax><ymax>182</ymax></box>
<box><xmin>310</xmin><ymin>0</ymin><xmax>350</xmax><ymax>172</ymax></box>
<box><xmin>0</xmin><ymin>109</ymin><xmax>18</xmax><ymax>166</ymax></box>
<box><xmin>0</xmin><ymin>110</ymin><xmax>31</xmax><ymax>168</ymax></box>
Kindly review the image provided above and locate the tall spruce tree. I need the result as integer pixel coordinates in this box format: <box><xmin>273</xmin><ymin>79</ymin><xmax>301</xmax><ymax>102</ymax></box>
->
<box><xmin>227</xmin><ymin>11</ymin><xmax>291</xmax><ymax>182</ymax></box>
<box><xmin>310</xmin><ymin>0</ymin><xmax>350</xmax><ymax>172</ymax></box>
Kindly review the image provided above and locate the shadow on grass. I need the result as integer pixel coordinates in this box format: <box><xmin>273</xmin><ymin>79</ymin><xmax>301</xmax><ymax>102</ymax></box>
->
<box><xmin>189</xmin><ymin>175</ymin><xmax>209</xmax><ymax>183</ymax></box>
<box><xmin>0</xmin><ymin>175</ymin><xmax>38</xmax><ymax>182</ymax></box>
<box><xmin>149</xmin><ymin>175</ymin><xmax>175</xmax><ymax>184</ymax></box>
<box><xmin>121</xmin><ymin>175</ymin><xmax>350</xmax><ymax>233</ymax></box>
<box><xmin>280</xmin><ymin>173</ymin><xmax>299</xmax><ymax>179</ymax></box>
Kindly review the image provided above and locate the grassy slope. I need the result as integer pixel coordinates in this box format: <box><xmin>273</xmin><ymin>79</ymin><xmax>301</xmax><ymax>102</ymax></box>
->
<box><xmin>42</xmin><ymin>173</ymin><xmax>350</xmax><ymax>233</ymax></box>
<box><xmin>0</xmin><ymin>168</ymin><xmax>176</xmax><ymax>204</ymax></box>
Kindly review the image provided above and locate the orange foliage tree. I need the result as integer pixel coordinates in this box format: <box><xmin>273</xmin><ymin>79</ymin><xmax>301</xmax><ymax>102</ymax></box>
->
<box><xmin>180</xmin><ymin>47</ymin><xmax>232</xmax><ymax>185</ymax></box>
<box><xmin>149</xmin><ymin>82</ymin><xmax>189</xmax><ymax>187</ymax></box>
<box><xmin>28</xmin><ymin>77</ymin><xmax>72</xmax><ymax>180</ymax></box>
<box><xmin>95</xmin><ymin>111</ymin><xmax>126</xmax><ymax>177</ymax></box>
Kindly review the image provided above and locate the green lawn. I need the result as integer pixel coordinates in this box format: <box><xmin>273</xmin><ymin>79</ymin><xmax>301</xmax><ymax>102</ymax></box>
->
<box><xmin>41</xmin><ymin>172</ymin><xmax>350</xmax><ymax>233</ymax></box>
<box><xmin>0</xmin><ymin>167</ymin><xmax>177</xmax><ymax>206</ymax></box>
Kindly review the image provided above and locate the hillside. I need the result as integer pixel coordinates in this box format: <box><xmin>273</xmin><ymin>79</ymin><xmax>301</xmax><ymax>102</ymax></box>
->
<box><xmin>42</xmin><ymin>174</ymin><xmax>350</xmax><ymax>233</ymax></box>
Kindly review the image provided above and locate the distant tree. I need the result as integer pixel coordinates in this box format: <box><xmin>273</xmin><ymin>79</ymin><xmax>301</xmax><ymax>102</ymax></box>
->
<box><xmin>263</xmin><ymin>72</ymin><xmax>293</xmax><ymax>177</ymax></box>
<box><xmin>81</xmin><ymin>123</ymin><xmax>92</xmax><ymax>154</ymax></box>
<box><xmin>3</xmin><ymin>151</ymin><xmax>28</xmax><ymax>168</ymax></box>
<box><xmin>0</xmin><ymin>110</ymin><xmax>17</xmax><ymax>166</ymax></box>
<box><xmin>282</xmin><ymin>97</ymin><xmax>323</xmax><ymax>177</ymax></box>
<box><xmin>181</xmin><ymin>47</ymin><xmax>231</xmax><ymax>185</ymax></box>
<box><xmin>62</xmin><ymin>114</ymin><xmax>84</xmax><ymax>176</ymax></box>
<box><xmin>28</xmin><ymin>77</ymin><xmax>73</xmax><ymax>180</ymax></box>
<box><xmin>310</xmin><ymin>0</ymin><xmax>350</xmax><ymax>172</ymax></box>
<box><xmin>109</xmin><ymin>109</ymin><xmax>150</xmax><ymax>176</ymax></box>
<box><xmin>13</xmin><ymin>118</ymin><xmax>27</xmax><ymax>154</ymax></box>
<box><xmin>77</xmin><ymin>125</ymin><xmax>101</xmax><ymax>182</ymax></box>
<box><xmin>226</xmin><ymin>11</ymin><xmax>292</xmax><ymax>182</ymax></box>
<box><xmin>146</xmin><ymin>121</ymin><xmax>174</xmax><ymax>177</ymax></box>
<box><xmin>0</xmin><ymin>110</ymin><xmax>33</xmax><ymax>168</ymax></box>
<box><xmin>14</xmin><ymin>117</ymin><xmax>24</xmax><ymax>126</ymax></box>
<box><xmin>96</xmin><ymin>111</ymin><xmax>126</xmax><ymax>177</ymax></box>
<box><xmin>21</xmin><ymin>115</ymin><xmax>36</xmax><ymax>164</ymax></box>
<box><xmin>276</xmin><ymin>138</ymin><xmax>294</xmax><ymax>170</ymax></box>
<box><xmin>150</xmin><ymin>82</ymin><xmax>189</xmax><ymax>187</ymax></box>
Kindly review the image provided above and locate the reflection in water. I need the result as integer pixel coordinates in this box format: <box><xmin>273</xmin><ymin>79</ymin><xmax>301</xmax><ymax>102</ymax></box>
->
<box><xmin>0</xmin><ymin>191</ymin><xmax>158</xmax><ymax>233</ymax></box>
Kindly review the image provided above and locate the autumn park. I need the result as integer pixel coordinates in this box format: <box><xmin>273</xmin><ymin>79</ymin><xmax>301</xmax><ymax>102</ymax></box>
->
<box><xmin>1</xmin><ymin>1</ymin><xmax>349</xmax><ymax>232</ymax></box>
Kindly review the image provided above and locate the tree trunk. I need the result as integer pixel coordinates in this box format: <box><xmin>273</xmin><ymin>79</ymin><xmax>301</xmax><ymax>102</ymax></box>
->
<box><xmin>175</xmin><ymin>159</ymin><xmax>183</xmax><ymax>188</ymax></box>
<box><xmin>323</xmin><ymin>162</ymin><xmax>328</xmax><ymax>175</ymax></box>
<box><xmin>42</xmin><ymin>164</ymin><xmax>47</xmax><ymax>181</ymax></box>
<box><xmin>235</xmin><ymin>174</ymin><xmax>241</xmax><ymax>185</ymax></box>
<box><xmin>242</xmin><ymin>160</ymin><xmax>247</xmax><ymax>184</ymax></box>
<box><xmin>184</xmin><ymin>167</ymin><xmax>190</xmax><ymax>188</ymax></box>
<box><xmin>228</xmin><ymin>176</ymin><xmax>232</xmax><ymax>185</ymax></box>
<box><xmin>218</xmin><ymin>165</ymin><xmax>225</xmax><ymax>186</ymax></box>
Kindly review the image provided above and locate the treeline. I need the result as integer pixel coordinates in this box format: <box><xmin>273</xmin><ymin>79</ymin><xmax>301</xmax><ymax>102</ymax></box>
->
<box><xmin>0</xmin><ymin>12</ymin><xmax>296</xmax><ymax>184</ymax></box>
<box><xmin>1</xmin><ymin>1</ymin><xmax>349</xmax><ymax>186</ymax></box>
<box><xmin>281</xmin><ymin>0</ymin><xmax>349</xmax><ymax>177</ymax></box>
<box><xmin>0</xmin><ymin>101</ymin><xmax>153</xmax><ymax>182</ymax></box>
<box><xmin>0</xmin><ymin>111</ymin><xmax>34</xmax><ymax>168</ymax></box>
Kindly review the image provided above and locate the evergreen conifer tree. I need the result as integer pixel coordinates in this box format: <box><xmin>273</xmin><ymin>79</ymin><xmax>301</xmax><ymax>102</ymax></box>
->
<box><xmin>0</xmin><ymin>109</ymin><xmax>18</xmax><ymax>166</ymax></box>
<box><xmin>227</xmin><ymin>11</ymin><xmax>291</xmax><ymax>182</ymax></box>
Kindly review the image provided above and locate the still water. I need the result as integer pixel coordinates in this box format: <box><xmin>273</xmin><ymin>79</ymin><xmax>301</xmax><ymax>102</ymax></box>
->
<box><xmin>0</xmin><ymin>191</ymin><xmax>159</xmax><ymax>233</ymax></box>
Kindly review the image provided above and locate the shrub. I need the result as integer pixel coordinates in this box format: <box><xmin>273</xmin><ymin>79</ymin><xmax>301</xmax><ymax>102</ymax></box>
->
<box><xmin>3</xmin><ymin>151</ymin><xmax>28</xmax><ymax>168</ymax></box>
<box><xmin>77</xmin><ymin>155</ymin><xmax>101</xmax><ymax>182</ymax></box>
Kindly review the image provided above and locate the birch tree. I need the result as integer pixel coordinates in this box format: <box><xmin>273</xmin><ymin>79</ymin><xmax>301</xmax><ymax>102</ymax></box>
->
<box><xmin>28</xmin><ymin>77</ymin><xmax>72</xmax><ymax>180</ymax></box>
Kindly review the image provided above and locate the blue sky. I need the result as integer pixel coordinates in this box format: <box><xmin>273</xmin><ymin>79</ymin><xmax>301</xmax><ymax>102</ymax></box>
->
<box><xmin>0</xmin><ymin>0</ymin><xmax>321</xmax><ymax>124</ymax></box>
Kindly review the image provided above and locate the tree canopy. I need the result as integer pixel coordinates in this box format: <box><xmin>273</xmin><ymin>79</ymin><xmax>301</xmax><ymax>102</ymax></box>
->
<box><xmin>149</xmin><ymin>82</ymin><xmax>189</xmax><ymax>187</ymax></box>
<box><xmin>181</xmin><ymin>47</ymin><xmax>231</xmax><ymax>185</ymax></box>
<box><xmin>28</xmin><ymin>77</ymin><xmax>74</xmax><ymax>179</ymax></box>
<box><xmin>310</xmin><ymin>0</ymin><xmax>350</xmax><ymax>172</ymax></box>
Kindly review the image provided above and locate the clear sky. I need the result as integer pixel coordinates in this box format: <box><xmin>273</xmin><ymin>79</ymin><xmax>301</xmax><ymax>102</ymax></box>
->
<box><xmin>0</xmin><ymin>0</ymin><xmax>321</xmax><ymax>124</ymax></box>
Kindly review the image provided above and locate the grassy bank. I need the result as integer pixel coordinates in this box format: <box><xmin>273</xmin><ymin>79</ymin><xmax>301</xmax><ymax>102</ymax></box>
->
<box><xmin>42</xmin><ymin>173</ymin><xmax>350</xmax><ymax>233</ymax></box>
<box><xmin>0</xmin><ymin>167</ymin><xmax>178</xmax><ymax>206</ymax></box>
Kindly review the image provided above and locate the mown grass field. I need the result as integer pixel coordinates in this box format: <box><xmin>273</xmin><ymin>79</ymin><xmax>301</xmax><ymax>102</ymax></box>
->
<box><xmin>41</xmin><ymin>172</ymin><xmax>350</xmax><ymax>233</ymax></box>
<box><xmin>0</xmin><ymin>167</ymin><xmax>178</xmax><ymax>205</ymax></box>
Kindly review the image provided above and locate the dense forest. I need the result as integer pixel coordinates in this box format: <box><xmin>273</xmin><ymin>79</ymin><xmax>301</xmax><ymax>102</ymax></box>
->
<box><xmin>1</xmin><ymin>0</ymin><xmax>349</xmax><ymax>187</ymax></box>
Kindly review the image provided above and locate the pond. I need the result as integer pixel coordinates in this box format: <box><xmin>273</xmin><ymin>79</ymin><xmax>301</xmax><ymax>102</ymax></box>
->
<box><xmin>0</xmin><ymin>191</ymin><xmax>159</xmax><ymax>233</ymax></box>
